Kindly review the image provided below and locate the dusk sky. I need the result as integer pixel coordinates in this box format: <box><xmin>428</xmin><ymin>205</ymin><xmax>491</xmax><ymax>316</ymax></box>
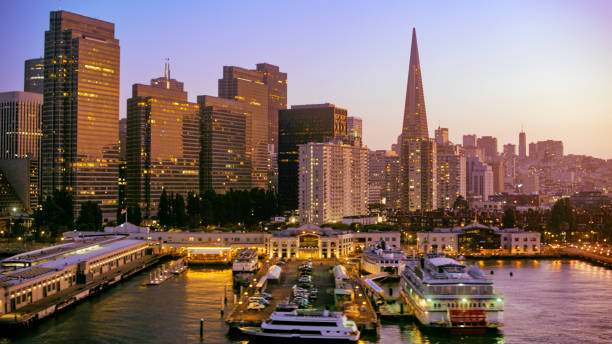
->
<box><xmin>2</xmin><ymin>0</ymin><xmax>610</xmax><ymax>158</ymax></box>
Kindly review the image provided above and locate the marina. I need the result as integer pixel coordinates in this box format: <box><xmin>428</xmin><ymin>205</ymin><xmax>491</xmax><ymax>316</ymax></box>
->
<box><xmin>1</xmin><ymin>259</ymin><xmax>610</xmax><ymax>343</ymax></box>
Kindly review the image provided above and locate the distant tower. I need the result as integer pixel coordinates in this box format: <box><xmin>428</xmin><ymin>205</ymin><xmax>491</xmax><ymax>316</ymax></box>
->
<box><xmin>400</xmin><ymin>28</ymin><xmax>436</xmax><ymax>212</ymax></box>
<box><xmin>519</xmin><ymin>127</ymin><xmax>526</xmax><ymax>159</ymax></box>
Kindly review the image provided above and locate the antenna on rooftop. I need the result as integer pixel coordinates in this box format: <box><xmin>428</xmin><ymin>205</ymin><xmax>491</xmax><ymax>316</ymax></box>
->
<box><xmin>164</xmin><ymin>58</ymin><xmax>170</xmax><ymax>89</ymax></box>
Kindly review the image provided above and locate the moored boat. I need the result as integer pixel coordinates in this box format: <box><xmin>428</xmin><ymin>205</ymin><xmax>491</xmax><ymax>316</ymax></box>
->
<box><xmin>400</xmin><ymin>254</ymin><xmax>504</xmax><ymax>329</ymax></box>
<box><xmin>239</xmin><ymin>309</ymin><xmax>360</xmax><ymax>342</ymax></box>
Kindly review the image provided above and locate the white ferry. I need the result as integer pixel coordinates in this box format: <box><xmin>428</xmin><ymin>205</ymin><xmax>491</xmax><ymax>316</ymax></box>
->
<box><xmin>239</xmin><ymin>309</ymin><xmax>360</xmax><ymax>342</ymax></box>
<box><xmin>400</xmin><ymin>254</ymin><xmax>504</xmax><ymax>329</ymax></box>
<box><xmin>361</xmin><ymin>241</ymin><xmax>409</xmax><ymax>275</ymax></box>
<box><xmin>232</xmin><ymin>248</ymin><xmax>259</xmax><ymax>273</ymax></box>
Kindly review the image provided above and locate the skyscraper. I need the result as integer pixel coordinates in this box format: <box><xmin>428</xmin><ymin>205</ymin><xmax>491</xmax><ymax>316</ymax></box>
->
<box><xmin>218</xmin><ymin>64</ymin><xmax>286</xmax><ymax>191</ymax></box>
<box><xmin>256</xmin><ymin>63</ymin><xmax>287</xmax><ymax>190</ymax></box>
<box><xmin>503</xmin><ymin>143</ymin><xmax>516</xmax><ymax>157</ymax></box>
<box><xmin>218</xmin><ymin>66</ymin><xmax>269</xmax><ymax>190</ymax></box>
<box><xmin>477</xmin><ymin>136</ymin><xmax>498</xmax><ymax>161</ymax></box>
<box><xmin>41</xmin><ymin>11</ymin><xmax>120</xmax><ymax>221</ymax></box>
<box><xmin>298</xmin><ymin>140</ymin><xmax>368</xmax><ymax>225</ymax></box>
<box><xmin>347</xmin><ymin>116</ymin><xmax>363</xmax><ymax>144</ymax></box>
<box><xmin>0</xmin><ymin>91</ymin><xmax>43</xmax><ymax>211</ymax></box>
<box><xmin>198</xmin><ymin>95</ymin><xmax>250</xmax><ymax>194</ymax></box>
<box><xmin>368</xmin><ymin>150</ymin><xmax>401</xmax><ymax>209</ymax></box>
<box><xmin>467</xmin><ymin>157</ymin><xmax>493</xmax><ymax>202</ymax></box>
<box><xmin>518</xmin><ymin>130</ymin><xmax>526</xmax><ymax>159</ymax></box>
<box><xmin>126</xmin><ymin>67</ymin><xmax>199</xmax><ymax>217</ymax></box>
<box><xmin>400</xmin><ymin>28</ymin><xmax>436</xmax><ymax>212</ymax></box>
<box><xmin>435</xmin><ymin>126</ymin><xmax>449</xmax><ymax>146</ymax></box>
<box><xmin>24</xmin><ymin>58</ymin><xmax>44</xmax><ymax>94</ymax></box>
<box><xmin>436</xmin><ymin>144</ymin><xmax>466</xmax><ymax>209</ymax></box>
<box><xmin>278</xmin><ymin>103</ymin><xmax>347</xmax><ymax>211</ymax></box>
<box><xmin>463</xmin><ymin>134</ymin><xmax>477</xmax><ymax>148</ymax></box>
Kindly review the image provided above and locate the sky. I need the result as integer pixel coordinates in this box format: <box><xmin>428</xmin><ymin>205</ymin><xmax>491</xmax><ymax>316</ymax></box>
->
<box><xmin>1</xmin><ymin>0</ymin><xmax>611</xmax><ymax>158</ymax></box>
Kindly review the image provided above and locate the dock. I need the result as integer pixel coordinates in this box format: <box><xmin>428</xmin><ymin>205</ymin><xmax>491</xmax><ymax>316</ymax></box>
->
<box><xmin>224</xmin><ymin>259</ymin><xmax>379</xmax><ymax>333</ymax></box>
<box><xmin>0</xmin><ymin>255</ymin><xmax>160</xmax><ymax>327</ymax></box>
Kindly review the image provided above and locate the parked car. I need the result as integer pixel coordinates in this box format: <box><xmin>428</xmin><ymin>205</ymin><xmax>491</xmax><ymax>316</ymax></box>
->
<box><xmin>248</xmin><ymin>302</ymin><xmax>265</xmax><ymax>310</ymax></box>
<box><xmin>249</xmin><ymin>297</ymin><xmax>269</xmax><ymax>305</ymax></box>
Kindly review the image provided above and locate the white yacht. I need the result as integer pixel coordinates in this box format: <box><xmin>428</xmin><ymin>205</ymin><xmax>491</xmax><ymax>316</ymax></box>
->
<box><xmin>400</xmin><ymin>254</ymin><xmax>504</xmax><ymax>329</ymax></box>
<box><xmin>232</xmin><ymin>248</ymin><xmax>259</xmax><ymax>273</ymax></box>
<box><xmin>239</xmin><ymin>310</ymin><xmax>360</xmax><ymax>342</ymax></box>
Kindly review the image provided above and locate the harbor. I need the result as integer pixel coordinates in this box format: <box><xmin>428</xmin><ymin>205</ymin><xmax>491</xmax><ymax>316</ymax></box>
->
<box><xmin>224</xmin><ymin>258</ymin><xmax>380</xmax><ymax>333</ymax></box>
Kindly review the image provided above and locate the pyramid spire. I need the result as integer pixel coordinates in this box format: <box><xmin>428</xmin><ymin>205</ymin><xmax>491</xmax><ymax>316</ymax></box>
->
<box><xmin>401</xmin><ymin>28</ymin><xmax>428</xmax><ymax>140</ymax></box>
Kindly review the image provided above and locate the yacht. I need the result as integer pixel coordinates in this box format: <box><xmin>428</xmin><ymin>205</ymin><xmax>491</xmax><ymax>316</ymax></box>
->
<box><xmin>361</xmin><ymin>241</ymin><xmax>409</xmax><ymax>275</ymax></box>
<box><xmin>232</xmin><ymin>248</ymin><xmax>259</xmax><ymax>273</ymax></box>
<box><xmin>239</xmin><ymin>309</ymin><xmax>360</xmax><ymax>342</ymax></box>
<box><xmin>400</xmin><ymin>254</ymin><xmax>504</xmax><ymax>329</ymax></box>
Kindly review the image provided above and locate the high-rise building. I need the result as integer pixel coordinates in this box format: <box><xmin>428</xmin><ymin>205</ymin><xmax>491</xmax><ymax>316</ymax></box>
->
<box><xmin>491</xmin><ymin>161</ymin><xmax>504</xmax><ymax>194</ymax></box>
<box><xmin>278</xmin><ymin>103</ymin><xmax>347</xmax><ymax>211</ymax></box>
<box><xmin>347</xmin><ymin>116</ymin><xmax>363</xmax><ymax>144</ymax></box>
<box><xmin>218</xmin><ymin>64</ymin><xmax>286</xmax><ymax>190</ymax></box>
<box><xmin>118</xmin><ymin>118</ymin><xmax>127</xmax><ymax>216</ymax></box>
<box><xmin>436</xmin><ymin>144</ymin><xmax>466</xmax><ymax>209</ymax></box>
<box><xmin>534</xmin><ymin>140</ymin><xmax>564</xmax><ymax>160</ymax></box>
<box><xmin>0</xmin><ymin>92</ymin><xmax>42</xmax><ymax>160</ymax></box>
<box><xmin>503</xmin><ymin>143</ymin><xmax>516</xmax><ymax>157</ymax></box>
<box><xmin>256</xmin><ymin>63</ymin><xmax>287</xmax><ymax>164</ymax></box>
<box><xmin>298</xmin><ymin>140</ymin><xmax>368</xmax><ymax>225</ymax></box>
<box><xmin>528</xmin><ymin>142</ymin><xmax>536</xmax><ymax>158</ymax></box>
<box><xmin>466</xmin><ymin>157</ymin><xmax>493</xmax><ymax>202</ymax></box>
<box><xmin>435</xmin><ymin>126</ymin><xmax>449</xmax><ymax>146</ymax></box>
<box><xmin>400</xmin><ymin>28</ymin><xmax>436</xmax><ymax>212</ymax></box>
<box><xmin>126</xmin><ymin>69</ymin><xmax>199</xmax><ymax>218</ymax></box>
<box><xmin>24</xmin><ymin>58</ymin><xmax>44</xmax><ymax>94</ymax></box>
<box><xmin>518</xmin><ymin>130</ymin><xmax>526</xmax><ymax>159</ymax></box>
<box><xmin>218</xmin><ymin>66</ymin><xmax>269</xmax><ymax>190</ymax></box>
<box><xmin>198</xmin><ymin>95</ymin><xmax>250</xmax><ymax>194</ymax></box>
<box><xmin>463</xmin><ymin>134</ymin><xmax>477</xmax><ymax>148</ymax></box>
<box><xmin>0</xmin><ymin>91</ymin><xmax>42</xmax><ymax>211</ymax></box>
<box><xmin>368</xmin><ymin>150</ymin><xmax>401</xmax><ymax>209</ymax></box>
<box><xmin>41</xmin><ymin>11</ymin><xmax>120</xmax><ymax>221</ymax></box>
<box><xmin>477</xmin><ymin>136</ymin><xmax>498</xmax><ymax>161</ymax></box>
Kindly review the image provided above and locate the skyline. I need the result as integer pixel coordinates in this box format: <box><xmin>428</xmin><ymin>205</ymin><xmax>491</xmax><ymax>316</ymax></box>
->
<box><xmin>1</xmin><ymin>1</ymin><xmax>611</xmax><ymax>158</ymax></box>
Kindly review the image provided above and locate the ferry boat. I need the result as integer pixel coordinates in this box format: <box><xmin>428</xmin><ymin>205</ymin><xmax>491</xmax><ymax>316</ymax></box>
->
<box><xmin>239</xmin><ymin>309</ymin><xmax>360</xmax><ymax>342</ymax></box>
<box><xmin>232</xmin><ymin>248</ymin><xmax>259</xmax><ymax>273</ymax></box>
<box><xmin>400</xmin><ymin>254</ymin><xmax>504</xmax><ymax>329</ymax></box>
<box><xmin>361</xmin><ymin>241</ymin><xmax>409</xmax><ymax>275</ymax></box>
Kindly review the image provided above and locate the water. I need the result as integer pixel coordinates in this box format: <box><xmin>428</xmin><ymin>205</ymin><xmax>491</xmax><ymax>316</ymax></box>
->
<box><xmin>2</xmin><ymin>259</ymin><xmax>612</xmax><ymax>344</ymax></box>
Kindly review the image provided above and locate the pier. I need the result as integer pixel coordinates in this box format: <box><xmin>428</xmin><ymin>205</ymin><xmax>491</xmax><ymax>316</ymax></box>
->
<box><xmin>0</xmin><ymin>254</ymin><xmax>160</xmax><ymax>327</ymax></box>
<box><xmin>225</xmin><ymin>259</ymin><xmax>379</xmax><ymax>332</ymax></box>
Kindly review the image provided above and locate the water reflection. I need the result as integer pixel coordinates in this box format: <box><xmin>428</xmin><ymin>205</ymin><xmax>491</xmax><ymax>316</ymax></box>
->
<box><xmin>2</xmin><ymin>260</ymin><xmax>611</xmax><ymax>344</ymax></box>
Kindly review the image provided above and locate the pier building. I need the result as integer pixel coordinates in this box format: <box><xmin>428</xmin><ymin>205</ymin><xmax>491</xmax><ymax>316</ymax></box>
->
<box><xmin>126</xmin><ymin>224</ymin><xmax>400</xmax><ymax>260</ymax></box>
<box><xmin>0</xmin><ymin>236</ymin><xmax>154</xmax><ymax>317</ymax></box>
<box><xmin>417</xmin><ymin>223</ymin><xmax>541</xmax><ymax>255</ymax></box>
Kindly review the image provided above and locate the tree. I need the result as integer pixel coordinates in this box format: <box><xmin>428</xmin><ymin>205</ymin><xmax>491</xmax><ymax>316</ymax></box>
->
<box><xmin>33</xmin><ymin>189</ymin><xmax>74</xmax><ymax>238</ymax></box>
<box><xmin>548</xmin><ymin>198</ymin><xmax>576</xmax><ymax>239</ymax></box>
<box><xmin>173</xmin><ymin>193</ymin><xmax>187</xmax><ymax>228</ymax></box>
<box><xmin>186</xmin><ymin>191</ymin><xmax>200</xmax><ymax>228</ymax></box>
<box><xmin>157</xmin><ymin>189</ymin><xmax>171</xmax><ymax>227</ymax></box>
<box><xmin>77</xmin><ymin>201</ymin><xmax>103</xmax><ymax>231</ymax></box>
<box><xmin>453</xmin><ymin>196</ymin><xmax>469</xmax><ymax>210</ymax></box>
<box><xmin>128</xmin><ymin>206</ymin><xmax>142</xmax><ymax>226</ymax></box>
<box><xmin>502</xmin><ymin>207</ymin><xmax>516</xmax><ymax>228</ymax></box>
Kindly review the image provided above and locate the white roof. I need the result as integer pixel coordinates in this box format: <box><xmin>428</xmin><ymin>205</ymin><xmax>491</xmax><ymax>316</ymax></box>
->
<box><xmin>267</xmin><ymin>265</ymin><xmax>282</xmax><ymax>279</ymax></box>
<box><xmin>428</xmin><ymin>257</ymin><xmax>462</xmax><ymax>267</ymax></box>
